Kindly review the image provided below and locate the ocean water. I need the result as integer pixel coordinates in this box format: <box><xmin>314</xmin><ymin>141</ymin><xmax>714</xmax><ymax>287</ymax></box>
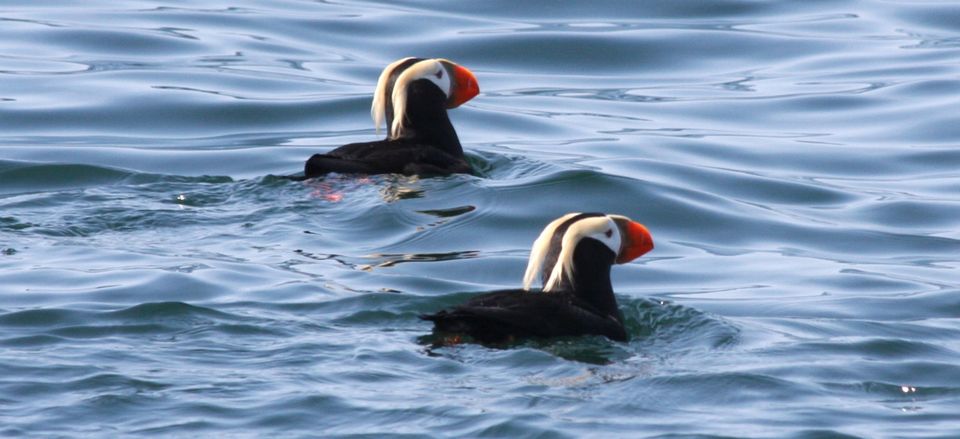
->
<box><xmin>2</xmin><ymin>0</ymin><xmax>959</xmax><ymax>437</ymax></box>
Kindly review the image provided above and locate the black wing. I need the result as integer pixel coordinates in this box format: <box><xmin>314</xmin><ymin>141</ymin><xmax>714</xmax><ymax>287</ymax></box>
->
<box><xmin>421</xmin><ymin>290</ymin><xmax>628</xmax><ymax>343</ymax></box>
<box><xmin>305</xmin><ymin>140</ymin><xmax>471</xmax><ymax>177</ymax></box>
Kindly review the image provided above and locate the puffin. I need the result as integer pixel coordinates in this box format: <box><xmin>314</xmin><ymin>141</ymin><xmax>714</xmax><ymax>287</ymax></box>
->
<box><xmin>302</xmin><ymin>57</ymin><xmax>480</xmax><ymax>178</ymax></box>
<box><xmin>421</xmin><ymin>213</ymin><xmax>654</xmax><ymax>344</ymax></box>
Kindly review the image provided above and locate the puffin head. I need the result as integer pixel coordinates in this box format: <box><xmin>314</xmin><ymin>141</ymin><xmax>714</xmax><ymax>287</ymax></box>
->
<box><xmin>522</xmin><ymin>213</ymin><xmax>654</xmax><ymax>292</ymax></box>
<box><xmin>370</xmin><ymin>57</ymin><xmax>479</xmax><ymax>139</ymax></box>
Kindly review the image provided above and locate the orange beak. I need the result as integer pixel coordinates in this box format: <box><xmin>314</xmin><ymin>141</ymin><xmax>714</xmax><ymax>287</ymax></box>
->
<box><xmin>613</xmin><ymin>218</ymin><xmax>654</xmax><ymax>264</ymax></box>
<box><xmin>446</xmin><ymin>63</ymin><xmax>479</xmax><ymax>109</ymax></box>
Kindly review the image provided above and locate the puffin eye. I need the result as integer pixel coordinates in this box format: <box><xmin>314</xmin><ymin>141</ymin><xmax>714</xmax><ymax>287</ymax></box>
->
<box><xmin>435</xmin><ymin>69</ymin><xmax>443</xmax><ymax>79</ymax></box>
<box><xmin>604</xmin><ymin>229</ymin><xmax>612</xmax><ymax>238</ymax></box>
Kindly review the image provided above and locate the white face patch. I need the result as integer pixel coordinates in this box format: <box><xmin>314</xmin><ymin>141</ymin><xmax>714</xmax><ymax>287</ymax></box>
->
<box><xmin>388</xmin><ymin>59</ymin><xmax>452</xmax><ymax>139</ymax></box>
<box><xmin>523</xmin><ymin>214</ymin><xmax>622</xmax><ymax>292</ymax></box>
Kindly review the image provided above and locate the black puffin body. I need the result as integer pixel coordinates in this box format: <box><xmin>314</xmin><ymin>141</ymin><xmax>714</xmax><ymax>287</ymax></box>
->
<box><xmin>304</xmin><ymin>57</ymin><xmax>479</xmax><ymax>178</ymax></box>
<box><xmin>421</xmin><ymin>213</ymin><xmax>655</xmax><ymax>343</ymax></box>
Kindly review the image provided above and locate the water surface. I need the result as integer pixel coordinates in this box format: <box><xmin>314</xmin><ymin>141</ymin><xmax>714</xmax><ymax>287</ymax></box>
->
<box><xmin>2</xmin><ymin>1</ymin><xmax>960</xmax><ymax>437</ymax></box>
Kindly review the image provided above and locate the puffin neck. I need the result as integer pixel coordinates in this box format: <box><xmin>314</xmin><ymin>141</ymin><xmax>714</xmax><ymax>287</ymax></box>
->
<box><xmin>551</xmin><ymin>238</ymin><xmax>622</xmax><ymax>322</ymax></box>
<box><xmin>388</xmin><ymin>79</ymin><xmax>463</xmax><ymax>156</ymax></box>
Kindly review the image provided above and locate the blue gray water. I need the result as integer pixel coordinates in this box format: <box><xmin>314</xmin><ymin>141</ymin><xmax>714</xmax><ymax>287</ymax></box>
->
<box><xmin>2</xmin><ymin>1</ymin><xmax>959</xmax><ymax>437</ymax></box>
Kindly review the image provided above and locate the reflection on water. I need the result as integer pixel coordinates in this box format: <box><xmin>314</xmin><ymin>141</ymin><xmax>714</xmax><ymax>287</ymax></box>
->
<box><xmin>361</xmin><ymin>250</ymin><xmax>480</xmax><ymax>270</ymax></box>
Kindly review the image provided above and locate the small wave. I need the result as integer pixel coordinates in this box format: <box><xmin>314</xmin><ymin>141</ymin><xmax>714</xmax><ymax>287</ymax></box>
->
<box><xmin>622</xmin><ymin>297</ymin><xmax>740</xmax><ymax>351</ymax></box>
<box><xmin>0</xmin><ymin>160</ymin><xmax>234</xmax><ymax>195</ymax></box>
<box><xmin>107</xmin><ymin>301</ymin><xmax>234</xmax><ymax>320</ymax></box>
<box><xmin>823</xmin><ymin>380</ymin><xmax>960</xmax><ymax>401</ymax></box>
<box><xmin>0</xmin><ymin>161</ymin><xmax>135</xmax><ymax>195</ymax></box>
<box><xmin>0</xmin><ymin>302</ymin><xmax>280</xmax><ymax>344</ymax></box>
<box><xmin>0</xmin><ymin>307</ymin><xmax>86</xmax><ymax>327</ymax></box>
